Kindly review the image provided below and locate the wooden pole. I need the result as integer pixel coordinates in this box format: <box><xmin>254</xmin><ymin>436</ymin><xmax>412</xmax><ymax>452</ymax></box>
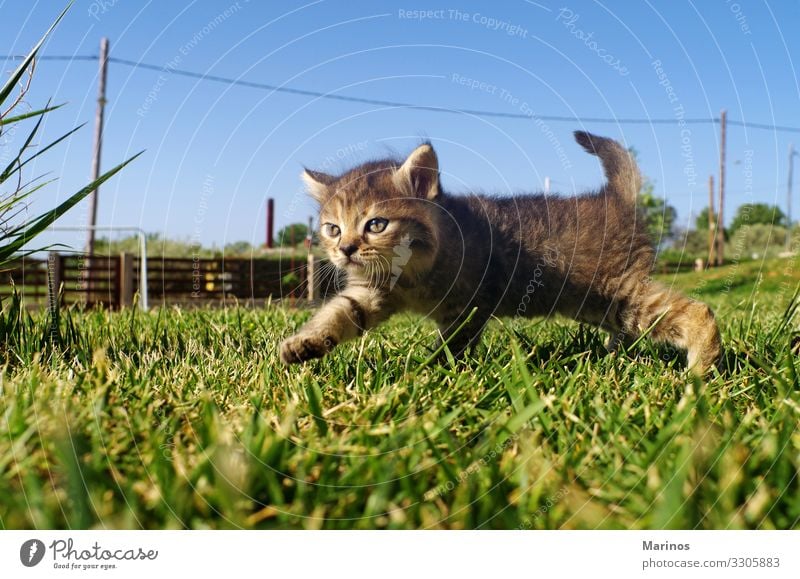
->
<box><xmin>47</xmin><ymin>251</ymin><xmax>62</xmax><ymax>343</ymax></box>
<box><xmin>119</xmin><ymin>252</ymin><xmax>134</xmax><ymax>308</ymax></box>
<box><xmin>707</xmin><ymin>175</ymin><xmax>716</xmax><ymax>268</ymax></box>
<box><xmin>47</xmin><ymin>251</ymin><xmax>62</xmax><ymax>313</ymax></box>
<box><xmin>289</xmin><ymin>225</ymin><xmax>295</xmax><ymax>305</ymax></box>
<box><xmin>716</xmin><ymin>109</ymin><xmax>726</xmax><ymax>266</ymax></box>
<box><xmin>787</xmin><ymin>143</ymin><xmax>795</xmax><ymax>250</ymax></box>
<box><xmin>85</xmin><ymin>37</ymin><xmax>109</xmax><ymax>257</ymax></box>
<box><xmin>307</xmin><ymin>253</ymin><xmax>315</xmax><ymax>302</ymax></box>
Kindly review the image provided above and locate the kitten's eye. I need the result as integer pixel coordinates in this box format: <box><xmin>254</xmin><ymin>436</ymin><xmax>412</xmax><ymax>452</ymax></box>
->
<box><xmin>365</xmin><ymin>218</ymin><xmax>389</xmax><ymax>234</ymax></box>
<box><xmin>322</xmin><ymin>223</ymin><xmax>341</xmax><ymax>237</ymax></box>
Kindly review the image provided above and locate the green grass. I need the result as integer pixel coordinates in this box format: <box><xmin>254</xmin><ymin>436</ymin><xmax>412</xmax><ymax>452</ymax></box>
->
<box><xmin>1</xmin><ymin>258</ymin><xmax>799</xmax><ymax>529</ymax></box>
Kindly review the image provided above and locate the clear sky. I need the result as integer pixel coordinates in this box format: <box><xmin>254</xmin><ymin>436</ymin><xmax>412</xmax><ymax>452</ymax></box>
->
<box><xmin>3</xmin><ymin>0</ymin><xmax>799</xmax><ymax>250</ymax></box>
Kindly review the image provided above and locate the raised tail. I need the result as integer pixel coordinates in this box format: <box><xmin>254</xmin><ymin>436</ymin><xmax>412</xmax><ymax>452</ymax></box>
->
<box><xmin>574</xmin><ymin>131</ymin><xmax>641</xmax><ymax>204</ymax></box>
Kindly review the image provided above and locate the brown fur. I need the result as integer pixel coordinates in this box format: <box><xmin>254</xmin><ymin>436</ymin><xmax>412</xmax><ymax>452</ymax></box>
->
<box><xmin>280</xmin><ymin>132</ymin><xmax>721</xmax><ymax>374</ymax></box>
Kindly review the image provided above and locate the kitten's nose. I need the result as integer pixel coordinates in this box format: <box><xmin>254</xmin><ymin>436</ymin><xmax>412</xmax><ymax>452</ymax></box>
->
<box><xmin>339</xmin><ymin>243</ymin><xmax>358</xmax><ymax>257</ymax></box>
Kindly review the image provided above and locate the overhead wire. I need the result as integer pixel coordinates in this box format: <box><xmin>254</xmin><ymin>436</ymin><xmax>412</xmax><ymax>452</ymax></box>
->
<box><xmin>2</xmin><ymin>54</ymin><xmax>799</xmax><ymax>133</ymax></box>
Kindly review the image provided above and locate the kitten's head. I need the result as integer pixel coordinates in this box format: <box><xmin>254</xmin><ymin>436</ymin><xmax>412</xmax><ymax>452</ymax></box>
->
<box><xmin>302</xmin><ymin>144</ymin><xmax>441</xmax><ymax>287</ymax></box>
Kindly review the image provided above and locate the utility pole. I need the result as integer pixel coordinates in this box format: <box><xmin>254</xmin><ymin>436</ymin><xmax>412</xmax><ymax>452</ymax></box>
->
<box><xmin>85</xmin><ymin>37</ymin><xmax>109</xmax><ymax>257</ymax></box>
<box><xmin>544</xmin><ymin>176</ymin><xmax>550</xmax><ymax>195</ymax></box>
<box><xmin>716</xmin><ymin>109</ymin><xmax>726</xmax><ymax>266</ymax></box>
<box><xmin>788</xmin><ymin>143</ymin><xmax>796</xmax><ymax>251</ymax></box>
<box><xmin>708</xmin><ymin>175</ymin><xmax>716</xmax><ymax>268</ymax></box>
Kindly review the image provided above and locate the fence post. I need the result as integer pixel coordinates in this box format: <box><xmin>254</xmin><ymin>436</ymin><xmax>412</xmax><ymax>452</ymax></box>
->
<box><xmin>47</xmin><ymin>251</ymin><xmax>62</xmax><ymax>312</ymax></box>
<box><xmin>119</xmin><ymin>252</ymin><xmax>134</xmax><ymax>308</ymax></box>
<box><xmin>307</xmin><ymin>253</ymin><xmax>315</xmax><ymax>302</ymax></box>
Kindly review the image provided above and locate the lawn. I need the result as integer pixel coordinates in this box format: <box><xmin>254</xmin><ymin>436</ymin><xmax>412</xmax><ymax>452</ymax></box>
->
<box><xmin>1</xmin><ymin>257</ymin><xmax>798</xmax><ymax>529</ymax></box>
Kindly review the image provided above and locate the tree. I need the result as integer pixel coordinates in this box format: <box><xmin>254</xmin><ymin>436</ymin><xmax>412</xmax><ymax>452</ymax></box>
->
<box><xmin>729</xmin><ymin>203</ymin><xmax>786</xmax><ymax>236</ymax></box>
<box><xmin>668</xmin><ymin>228</ymin><xmax>709</xmax><ymax>259</ymax></box>
<box><xmin>639</xmin><ymin>188</ymin><xmax>677</xmax><ymax>244</ymax></box>
<box><xmin>629</xmin><ymin>148</ymin><xmax>677</xmax><ymax>244</ymax></box>
<box><xmin>695</xmin><ymin>207</ymin><xmax>712</xmax><ymax>232</ymax></box>
<box><xmin>224</xmin><ymin>240</ymin><xmax>254</xmax><ymax>256</ymax></box>
<box><xmin>274</xmin><ymin>223</ymin><xmax>308</xmax><ymax>247</ymax></box>
<box><xmin>693</xmin><ymin>206</ymin><xmax>728</xmax><ymax>243</ymax></box>
<box><xmin>94</xmin><ymin>233</ymin><xmax>219</xmax><ymax>258</ymax></box>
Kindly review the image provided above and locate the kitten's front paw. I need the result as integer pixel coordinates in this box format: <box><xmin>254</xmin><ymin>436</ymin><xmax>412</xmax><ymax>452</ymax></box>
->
<box><xmin>280</xmin><ymin>332</ymin><xmax>336</xmax><ymax>364</ymax></box>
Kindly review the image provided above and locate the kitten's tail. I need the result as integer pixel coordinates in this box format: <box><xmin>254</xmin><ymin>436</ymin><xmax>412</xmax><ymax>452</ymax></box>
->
<box><xmin>574</xmin><ymin>131</ymin><xmax>641</xmax><ymax>204</ymax></box>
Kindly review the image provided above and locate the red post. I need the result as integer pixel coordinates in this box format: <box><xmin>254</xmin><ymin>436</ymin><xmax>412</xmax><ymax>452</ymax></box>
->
<box><xmin>266</xmin><ymin>198</ymin><xmax>274</xmax><ymax>248</ymax></box>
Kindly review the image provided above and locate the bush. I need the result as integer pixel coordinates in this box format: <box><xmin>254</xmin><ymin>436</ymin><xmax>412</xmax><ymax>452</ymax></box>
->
<box><xmin>664</xmin><ymin>229</ymin><xmax>710</xmax><ymax>262</ymax></box>
<box><xmin>728</xmin><ymin>224</ymin><xmax>789</xmax><ymax>259</ymax></box>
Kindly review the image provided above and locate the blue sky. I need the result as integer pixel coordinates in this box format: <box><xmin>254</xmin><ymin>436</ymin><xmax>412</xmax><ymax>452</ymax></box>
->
<box><xmin>3</xmin><ymin>0</ymin><xmax>799</xmax><ymax>249</ymax></box>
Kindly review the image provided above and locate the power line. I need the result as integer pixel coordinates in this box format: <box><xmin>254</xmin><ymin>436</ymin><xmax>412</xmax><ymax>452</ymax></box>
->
<box><xmin>728</xmin><ymin>119</ymin><xmax>800</xmax><ymax>133</ymax></box>
<box><xmin>105</xmin><ymin>56</ymin><xmax>715</xmax><ymax>125</ymax></box>
<box><xmin>23</xmin><ymin>55</ymin><xmax>99</xmax><ymax>62</ymax></box>
<box><xmin>4</xmin><ymin>53</ymin><xmax>800</xmax><ymax>133</ymax></box>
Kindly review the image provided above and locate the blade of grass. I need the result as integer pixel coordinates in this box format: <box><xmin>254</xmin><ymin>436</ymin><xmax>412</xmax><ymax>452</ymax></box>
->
<box><xmin>625</xmin><ymin>308</ymin><xmax>671</xmax><ymax>353</ymax></box>
<box><xmin>416</xmin><ymin>306</ymin><xmax>478</xmax><ymax>371</ymax></box>
<box><xmin>0</xmin><ymin>4</ymin><xmax>71</xmax><ymax>107</ymax></box>
<box><xmin>0</xmin><ymin>103</ymin><xmax>47</xmax><ymax>181</ymax></box>
<box><xmin>2</xmin><ymin>122</ymin><xmax>85</xmax><ymax>184</ymax></box>
<box><xmin>0</xmin><ymin>103</ymin><xmax>64</xmax><ymax>126</ymax></box>
<box><xmin>0</xmin><ymin>151</ymin><xmax>143</xmax><ymax>263</ymax></box>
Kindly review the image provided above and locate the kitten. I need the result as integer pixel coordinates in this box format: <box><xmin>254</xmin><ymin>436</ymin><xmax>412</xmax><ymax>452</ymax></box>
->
<box><xmin>280</xmin><ymin>132</ymin><xmax>721</xmax><ymax>374</ymax></box>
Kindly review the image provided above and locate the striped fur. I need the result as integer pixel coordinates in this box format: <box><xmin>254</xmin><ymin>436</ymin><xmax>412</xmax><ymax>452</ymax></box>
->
<box><xmin>280</xmin><ymin>133</ymin><xmax>721</xmax><ymax>374</ymax></box>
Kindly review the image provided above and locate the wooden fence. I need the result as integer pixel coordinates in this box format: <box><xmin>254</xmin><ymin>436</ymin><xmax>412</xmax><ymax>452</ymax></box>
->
<box><xmin>0</xmin><ymin>252</ymin><xmax>329</xmax><ymax>309</ymax></box>
<box><xmin>0</xmin><ymin>252</ymin><xmax>696</xmax><ymax>310</ymax></box>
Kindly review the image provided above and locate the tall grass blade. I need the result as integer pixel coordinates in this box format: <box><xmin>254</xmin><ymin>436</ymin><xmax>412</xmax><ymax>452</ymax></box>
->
<box><xmin>0</xmin><ymin>4</ymin><xmax>71</xmax><ymax>107</ymax></box>
<box><xmin>0</xmin><ymin>152</ymin><xmax>143</xmax><ymax>264</ymax></box>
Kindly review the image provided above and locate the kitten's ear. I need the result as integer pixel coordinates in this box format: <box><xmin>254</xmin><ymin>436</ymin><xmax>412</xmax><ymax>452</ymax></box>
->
<box><xmin>393</xmin><ymin>143</ymin><xmax>439</xmax><ymax>200</ymax></box>
<box><xmin>302</xmin><ymin>169</ymin><xmax>335</xmax><ymax>203</ymax></box>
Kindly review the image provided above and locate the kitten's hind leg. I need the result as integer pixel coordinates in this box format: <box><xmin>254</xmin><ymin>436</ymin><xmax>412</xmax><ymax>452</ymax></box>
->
<box><xmin>621</xmin><ymin>280</ymin><xmax>721</xmax><ymax>374</ymax></box>
<box><xmin>433</xmin><ymin>307</ymin><xmax>490</xmax><ymax>361</ymax></box>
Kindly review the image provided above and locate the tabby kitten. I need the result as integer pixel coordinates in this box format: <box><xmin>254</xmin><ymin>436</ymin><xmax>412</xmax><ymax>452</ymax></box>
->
<box><xmin>280</xmin><ymin>132</ymin><xmax>721</xmax><ymax>374</ymax></box>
